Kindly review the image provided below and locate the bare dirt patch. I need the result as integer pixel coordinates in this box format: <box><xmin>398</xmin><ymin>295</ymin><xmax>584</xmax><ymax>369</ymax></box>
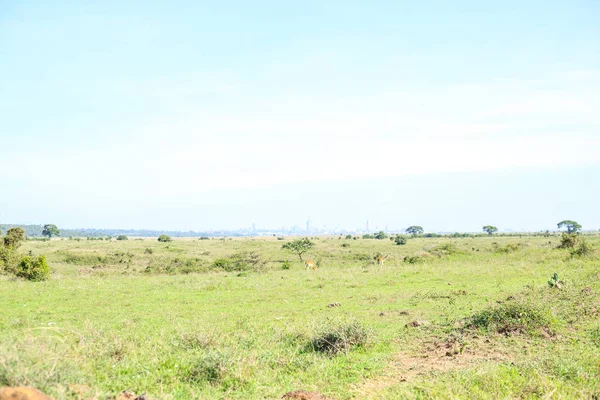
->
<box><xmin>354</xmin><ymin>335</ymin><xmax>511</xmax><ymax>398</ymax></box>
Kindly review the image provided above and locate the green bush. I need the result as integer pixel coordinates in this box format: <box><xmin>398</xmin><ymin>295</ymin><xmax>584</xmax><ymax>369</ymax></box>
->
<box><xmin>211</xmin><ymin>251</ymin><xmax>264</xmax><ymax>272</ymax></box>
<box><xmin>0</xmin><ymin>246</ymin><xmax>19</xmax><ymax>275</ymax></box>
<box><xmin>345</xmin><ymin>234</ymin><xmax>352</xmax><ymax>239</ymax></box>
<box><xmin>116</xmin><ymin>235</ymin><xmax>128</xmax><ymax>241</ymax></box>
<box><xmin>281</xmin><ymin>260</ymin><xmax>291</xmax><ymax>270</ymax></box>
<box><xmin>469</xmin><ymin>301</ymin><xmax>554</xmax><ymax>335</ymax></box>
<box><xmin>3</xmin><ymin>227</ymin><xmax>26</xmax><ymax>249</ymax></box>
<box><xmin>16</xmin><ymin>255</ymin><xmax>50</xmax><ymax>281</ymax></box>
<box><xmin>341</xmin><ymin>243</ymin><xmax>350</xmax><ymax>248</ymax></box>
<box><xmin>158</xmin><ymin>234</ymin><xmax>173</xmax><ymax>243</ymax></box>
<box><xmin>394</xmin><ymin>235</ymin><xmax>408</xmax><ymax>245</ymax></box>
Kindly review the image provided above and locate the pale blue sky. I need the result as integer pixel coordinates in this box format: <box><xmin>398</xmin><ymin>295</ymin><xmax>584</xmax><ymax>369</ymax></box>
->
<box><xmin>1</xmin><ymin>1</ymin><xmax>599</xmax><ymax>231</ymax></box>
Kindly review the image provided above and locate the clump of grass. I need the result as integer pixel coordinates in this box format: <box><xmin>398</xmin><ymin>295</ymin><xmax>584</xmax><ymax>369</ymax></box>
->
<box><xmin>589</xmin><ymin>327</ymin><xmax>600</xmax><ymax>347</ymax></box>
<box><xmin>307</xmin><ymin>318</ymin><xmax>372</xmax><ymax>355</ymax></box>
<box><xmin>429</xmin><ymin>243</ymin><xmax>461</xmax><ymax>257</ymax></box>
<box><xmin>469</xmin><ymin>300</ymin><xmax>554</xmax><ymax>336</ymax></box>
<box><xmin>494</xmin><ymin>243</ymin><xmax>521</xmax><ymax>254</ymax></box>
<box><xmin>403</xmin><ymin>253</ymin><xmax>432</xmax><ymax>264</ymax></box>
<box><xmin>178</xmin><ymin>331</ymin><xmax>216</xmax><ymax>350</ymax></box>
<box><xmin>187</xmin><ymin>352</ymin><xmax>245</xmax><ymax>390</ymax></box>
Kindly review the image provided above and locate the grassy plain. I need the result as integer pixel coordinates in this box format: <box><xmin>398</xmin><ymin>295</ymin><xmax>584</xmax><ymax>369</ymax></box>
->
<box><xmin>1</xmin><ymin>235</ymin><xmax>599</xmax><ymax>399</ymax></box>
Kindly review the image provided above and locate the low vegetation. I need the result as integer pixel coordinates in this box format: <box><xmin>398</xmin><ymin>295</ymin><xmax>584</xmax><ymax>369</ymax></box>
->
<box><xmin>1</xmin><ymin>233</ymin><xmax>599</xmax><ymax>399</ymax></box>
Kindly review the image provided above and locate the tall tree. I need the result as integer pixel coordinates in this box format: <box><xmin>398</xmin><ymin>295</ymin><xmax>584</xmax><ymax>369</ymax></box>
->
<box><xmin>42</xmin><ymin>224</ymin><xmax>60</xmax><ymax>238</ymax></box>
<box><xmin>557</xmin><ymin>220</ymin><xmax>582</xmax><ymax>234</ymax></box>
<box><xmin>482</xmin><ymin>225</ymin><xmax>498</xmax><ymax>235</ymax></box>
<box><xmin>405</xmin><ymin>226</ymin><xmax>424</xmax><ymax>236</ymax></box>
<box><xmin>282</xmin><ymin>238</ymin><xmax>314</xmax><ymax>262</ymax></box>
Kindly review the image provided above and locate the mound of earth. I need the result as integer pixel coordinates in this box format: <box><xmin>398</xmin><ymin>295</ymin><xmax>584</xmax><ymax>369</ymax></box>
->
<box><xmin>0</xmin><ymin>387</ymin><xmax>52</xmax><ymax>400</ymax></box>
<box><xmin>281</xmin><ymin>390</ymin><xmax>332</xmax><ymax>399</ymax></box>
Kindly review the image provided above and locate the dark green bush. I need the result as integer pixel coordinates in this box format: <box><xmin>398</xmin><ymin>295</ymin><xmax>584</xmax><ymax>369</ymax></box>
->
<box><xmin>116</xmin><ymin>235</ymin><xmax>128</xmax><ymax>241</ymax></box>
<box><xmin>16</xmin><ymin>255</ymin><xmax>50</xmax><ymax>281</ymax></box>
<box><xmin>394</xmin><ymin>235</ymin><xmax>408</xmax><ymax>245</ymax></box>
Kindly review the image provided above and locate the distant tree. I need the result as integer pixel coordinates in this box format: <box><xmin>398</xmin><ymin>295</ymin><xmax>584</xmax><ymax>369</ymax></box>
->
<box><xmin>405</xmin><ymin>226</ymin><xmax>424</xmax><ymax>236</ymax></box>
<box><xmin>3</xmin><ymin>227</ymin><xmax>26</xmax><ymax>248</ymax></box>
<box><xmin>42</xmin><ymin>224</ymin><xmax>60</xmax><ymax>239</ymax></box>
<box><xmin>557</xmin><ymin>220</ymin><xmax>582</xmax><ymax>234</ymax></box>
<box><xmin>345</xmin><ymin>234</ymin><xmax>352</xmax><ymax>240</ymax></box>
<box><xmin>281</xmin><ymin>238</ymin><xmax>314</xmax><ymax>262</ymax></box>
<box><xmin>158</xmin><ymin>234</ymin><xmax>172</xmax><ymax>243</ymax></box>
<box><xmin>116</xmin><ymin>235</ymin><xmax>128</xmax><ymax>241</ymax></box>
<box><xmin>394</xmin><ymin>235</ymin><xmax>408</xmax><ymax>245</ymax></box>
<box><xmin>374</xmin><ymin>231</ymin><xmax>388</xmax><ymax>240</ymax></box>
<box><xmin>362</xmin><ymin>234</ymin><xmax>374</xmax><ymax>239</ymax></box>
<box><xmin>483</xmin><ymin>225</ymin><xmax>498</xmax><ymax>235</ymax></box>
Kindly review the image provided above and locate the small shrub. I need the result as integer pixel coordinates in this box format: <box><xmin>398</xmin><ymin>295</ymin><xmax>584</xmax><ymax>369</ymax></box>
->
<box><xmin>403</xmin><ymin>253</ymin><xmax>431</xmax><ymax>264</ymax></box>
<box><xmin>116</xmin><ymin>235</ymin><xmax>128</xmax><ymax>241</ymax></box>
<box><xmin>570</xmin><ymin>239</ymin><xmax>593</xmax><ymax>258</ymax></box>
<box><xmin>158</xmin><ymin>234</ymin><xmax>172</xmax><ymax>243</ymax></box>
<box><xmin>211</xmin><ymin>251</ymin><xmax>264</xmax><ymax>272</ymax></box>
<box><xmin>308</xmin><ymin>319</ymin><xmax>372</xmax><ymax>355</ymax></box>
<box><xmin>199</xmin><ymin>236</ymin><xmax>210</xmax><ymax>240</ymax></box>
<box><xmin>352</xmin><ymin>253</ymin><xmax>372</xmax><ymax>262</ymax></box>
<box><xmin>341</xmin><ymin>243</ymin><xmax>350</xmax><ymax>248</ymax></box>
<box><xmin>469</xmin><ymin>301</ymin><xmax>553</xmax><ymax>335</ymax></box>
<box><xmin>345</xmin><ymin>234</ymin><xmax>352</xmax><ymax>239</ymax></box>
<box><xmin>144</xmin><ymin>248</ymin><xmax>154</xmax><ymax>254</ymax></box>
<box><xmin>281</xmin><ymin>260</ymin><xmax>291</xmax><ymax>270</ymax></box>
<box><xmin>276</xmin><ymin>237</ymin><xmax>285</xmax><ymax>241</ymax></box>
<box><xmin>16</xmin><ymin>255</ymin><xmax>50</xmax><ymax>281</ymax></box>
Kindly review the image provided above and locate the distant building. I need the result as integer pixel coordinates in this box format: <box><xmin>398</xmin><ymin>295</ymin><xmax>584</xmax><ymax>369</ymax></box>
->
<box><xmin>306</xmin><ymin>218</ymin><xmax>312</xmax><ymax>232</ymax></box>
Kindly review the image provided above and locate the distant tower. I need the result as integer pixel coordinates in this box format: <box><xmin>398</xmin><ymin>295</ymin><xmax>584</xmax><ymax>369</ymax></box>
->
<box><xmin>366</xmin><ymin>219</ymin><xmax>370</xmax><ymax>232</ymax></box>
<box><xmin>306</xmin><ymin>217</ymin><xmax>312</xmax><ymax>232</ymax></box>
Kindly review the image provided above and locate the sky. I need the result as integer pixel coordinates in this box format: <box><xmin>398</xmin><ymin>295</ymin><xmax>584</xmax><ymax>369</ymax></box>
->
<box><xmin>1</xmin><ymin>1</ymin><xmax>599</xmax><ymax>232</ymax></box>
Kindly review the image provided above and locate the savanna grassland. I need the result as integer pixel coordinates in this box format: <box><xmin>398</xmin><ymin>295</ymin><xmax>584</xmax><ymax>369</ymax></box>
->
<box><xmin>1</xmin><ymin>234</ymin><xmax>600</xmax><ymax>399</ymax></box>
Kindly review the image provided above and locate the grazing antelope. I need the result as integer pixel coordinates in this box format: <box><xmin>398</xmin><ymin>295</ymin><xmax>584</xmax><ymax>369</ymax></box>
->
<box><xmin>304</xmin><ymin>259</ymin><xmax>318</xmax><ymax>271</ymax></box>
<box><xmin>375</xmin><ymin>254</ymin><xmax>388</xmax><ymax>267</ymax></box>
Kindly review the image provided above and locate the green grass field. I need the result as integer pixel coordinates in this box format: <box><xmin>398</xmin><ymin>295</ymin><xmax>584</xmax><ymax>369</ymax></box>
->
<box><xmin>1</xmin><ymin>235</ymin><xmax>599</xmax><ymax>399</ymax></box>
